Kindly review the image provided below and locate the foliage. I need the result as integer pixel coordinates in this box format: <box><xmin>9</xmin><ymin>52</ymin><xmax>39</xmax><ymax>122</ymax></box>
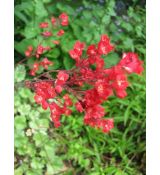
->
<box><xmin>14</xmin><ymin>0</ymin><xmax>145</xmax><ymax>174</ymax></box>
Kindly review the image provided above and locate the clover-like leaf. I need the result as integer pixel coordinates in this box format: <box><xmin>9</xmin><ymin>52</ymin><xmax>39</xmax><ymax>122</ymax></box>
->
<box><xmin>15</xmin><ymin>116</ymin><xmax>27</xmax><ymax>130</ymax></box>
<box><xmin>14</xmin><ymin>65</ymin><xmax>26</xmax><ymax>82</ymax></box>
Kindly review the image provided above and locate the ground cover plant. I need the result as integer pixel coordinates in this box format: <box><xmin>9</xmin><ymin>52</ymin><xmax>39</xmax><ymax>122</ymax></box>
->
<box><xmin>14</xmin><ymin>0</ymin><xmax>146</xmax><ymax>174</ymax></box>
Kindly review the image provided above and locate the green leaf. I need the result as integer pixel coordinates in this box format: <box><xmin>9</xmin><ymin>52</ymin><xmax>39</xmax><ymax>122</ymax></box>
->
<box><xmin>14</xmin><ymin>164</ymin><xmax>28</xmax><ymax>175</ymax></box>
<box><xmin>14</xmin><ymin>168</ymin><xmax>23</xmax><ymax>175</ymax></box>
<box><xmin>26</xmin><ymin>144</ymin><xmax>36</xmax><ymax>156</ymax></box>
<box><xmin>26</xmin><ymin>169</ymin><xmax>42</xmax><ymax>175</ymax></box>
<box><xmin>124</xmin><ymin>103</ymin><xmax>133</xmax><ymax>126</ymax></box>
<box><xmin>103</xmin><ymin>52</ymin><xmax>120</xmax><ymax>68</ymax></box>
<box><xmin>71</xmin><ymin>23</ymin><xmax>83</xmax><ymax>38</ymax></box>
<box><xmin>107</xmin><ymin>1</ymin><xmax>116</xmax><ymax>16</ymax></box>
<box><xmin>29</xmin><ymin>118</ymin><xmax>49</xmax><ymax>131</ymax></box>
<box><xmin>37</xmin><ymin>118</ymin><xmax>50</xmax><ymax>129</ymax></box>
<box><xmin>15</xmin><ymin>39</ymin><xmax>38</xmax><ymax>55</ymax></box>
<box><xmin>46</xmin><ymin>158</ymin><xmax>64</xmax><ymax>174</ymax></box>
<box><xmin>61</xmin><ymin>34</ymin><xmax>76</xmax><ymax>52</ymax></box>
<box><xmin>31</xmin><ymin>157</ymin><xmax>45</xmax><ymax>169</ymax></box>
<box><xmin>35</xmin><ymin>0</ymin><xmax>48</xmax><ymax>18</ymax></box>
<box><xmin>56</xmin><ymin>3</ymin><xmax>74</xmax><ymax>15</ymax></box>
<box><xmin>115</xmin><ymin>171</ymin><xmax>127</xmax><ymax>175</ymax></box>
<box><xmin>92</xmin><ymin>7</ymin><xmax>104</xmax><ymax>18</ymax></box>
<box><xmin>17</xmin><ymin>104</ymin><xmax>31</xmax><ymax>116</ymax></box>
<box><xmin>14</xmin><ymin>11</ymin><xmax>29</xmax><ymax>24</ymax></box>
<box><xmin>123</xmin><ymin>38</ymin><xmax>134</xmax><ymax>50</ymax></box>
<box><xmin>63</xmin><ymin>55</ymin><xmax>75</xmax><ymax>70</ymax></box>
<box><xmin>43</xmin><ymin>0</ymin><xmax>52</xmax><ymax>3</ymax></box>
<box><xmin>28</xmin><ymin>110</ymin><xmax>40</xmax><ymax>120</ymax></box>
<box><xmin>19</xmin><ymin>88</ymin><xmax>32</xmax><ymax>99</ymax></box>
<box><xmin>121</xmin><ymin>22</ymin><xmax>133</xmax><ymax>32</ymax></box>
<box><xmin>23</xmin><ymin>23</ymin><xmax>40</xmax><ymax>39</ymax></box>
<box><xmin>47</xmin><ymin>59</ymin><xmax>61</xmax><ymax>70</ymax></box>
<box><xmin>15</xmin><ymin>116</ymin><xmax>27</xmax><ymax>130</ymax></box>
<box><xmin>14</xmin><ymin>65</ymin><xmax>26</xmax><ymax>82</ymax></box>
<box><xmin>46</xmin><ymin>48</ymin><xmax>60</xmax><ymax>59</ymax></box>
<box><xmin>83</xmin><ymin>11</ymin><xmax>92</xmax><ymax>19</ymax></box>
<box><xmin>15</xmin><ymin>133</ymin><xmax>29</xmax><ymax>148</ymax></box>
<box><xmin>14</xmin><ymin>95</ymin><xmax>21</xmax><ymax>108</ymax></box>
<box><xmin>33</xmin><ymin>132</ymin><xmax>48</xmax><ymax>147</ymax></box>
<box><xmin>102</xmin><ymin>15</ymin><xmax>111</xmax><ymax>25</ymax></box>
<box><xmin>14</xmin><ymin>2</ymin><xmax>34</xmax><ymax>23</ymax></box>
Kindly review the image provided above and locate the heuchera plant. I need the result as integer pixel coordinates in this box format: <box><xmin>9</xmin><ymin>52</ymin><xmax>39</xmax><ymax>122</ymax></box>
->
<box><xmin>20</xmin><ymin>13</ymin><xmax>143</xmax><ymax>133</ymax></box>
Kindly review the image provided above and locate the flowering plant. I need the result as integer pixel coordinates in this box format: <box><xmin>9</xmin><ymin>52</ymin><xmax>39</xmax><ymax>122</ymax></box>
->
<box><xmin>18</xmin><ymin>13</ymin><xmax>143</xmax><ymax>133</ymax></box>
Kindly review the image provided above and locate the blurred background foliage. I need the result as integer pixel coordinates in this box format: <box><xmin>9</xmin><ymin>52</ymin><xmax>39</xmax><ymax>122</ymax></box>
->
<box><xmin>14</xmin><ymin>0</ymin><xmax>146</xmax><ymax>174</ymax></box>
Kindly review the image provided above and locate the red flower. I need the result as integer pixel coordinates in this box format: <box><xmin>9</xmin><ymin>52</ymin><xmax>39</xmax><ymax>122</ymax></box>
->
<box><xmin>43</xmin><ymin>46</ymin><xmax>51</xmax><ymax>51</ymax></box>
<box><xmin>55</xmin><ymin>85</ymin><xmax>63</xmax><ymax>93</ymax></box>
<box><xmin>95</xmin><ymin>57</ymin><xmax>105</xmax><ymax>70</ymax></box>
<box><xmin>56</xmin><ymin>71</ymin><xmax>69</xmax><ymax>86</ymax></box>
<box><xmin>101</xmin><ymin>119</ymin><xmax>114</xmax><ymax>133</ymax></box>
<box><xmin>33</xmin><ymin>63</ymin><xmax>39</xmax><ymax>71</ymax></box>
<box><xmin>87</xmin><ymin>44</ymin><xmax>97</xmax><ymax>56</ymax></box>
<box><xmin>74</xmin><ymin>41</ymin><xmax>85</xmax><ymax>51</ymax></box>
<box><xmin>69</xmin><ymin>49</ymin><xmax>80</xmax><ymax>61</ymax></box>
<box><xmin>51</xmin><ymin>17</ymin><xmax>56</xmax><ymax>25</ymax></box>
<box><xmin>57</xmin><ymin>71</ymin><xmax>69</xmax><ymax>82</ymax></box>
<box><xmin>25</xmin><ymin>45</ymin><xmax>33</xmax><ymax>57</ymax></box>
<box><xmin>49</xmin><ymin>102</ymin><xmax>63</xmax><ymax>128</ymax></box>
<box><xmin>41</xmin><ymin>100</ymin><xmax>49</xmax><ymax>110</ymax></box>
<box><xmin>75</xmin><ymin>102</ymin><xmax>84</xmax><ymax>113</ymax></box>
<box><xmin>69</xmin><ymin>41</ymin><xmax>85</xmax><ymax>61</ymax></box>
<box><xmin>34</xmin><ymin>94</ymin><xmax>43</xmax><ymax>104</ymax></box>
<box><xmin>52</xmin><ymin>40</ymin><xmax>60</xmax><ymax>45</ymax></box>
<box><xmin>95</xmin><ymin>81</ymin><xmax>112</xmax><ymax>100</ymax></box>
<box><xmin>100</xmin><ymin>34</ymin><xmax>110</xmax><ymax>42</ymax></box>
<box><xmin>116</xmin><ymin>89</ymin><xmax>127</xmax><ymax>98</ymax></box>
<box><xmin>39</xmin><ymin>22</ymin><xmax>48</xmax><ymax>28</ymax></box>
<box><xmin>29</xmin><ymin>69</ymin><xmax>36</xmax><ymax>76</ymax></box>
<box><xmin>84</xmin><ymin>89</ymin><xmax>102</xmax><ymax>107</ymax></box>
<box><xmin>98</xmin><ymin>41</ymin><xmax>114</xmax><ymax>55</ymax></box>
<box><xmin>84</xmin><ymin>105</ymin><xmax>105</xmax><ymax>120</ymax></box>
<box><xmin>79</xmin><ymin>68</ymin><xmax>94</xmax><ymax>81</ymax></box>
<box><xmin>36</xmin><ymin>45</ymin><xmax>44</xmax><ymax>55</ymax></box>
<box><xmin>63</xmin><ymin>94</ymin><xmax>73</xmax><ymax>106</ymax></box>
<box><xmin>59</xmin><ymin>13</ymin><xmax>69</xmax><ymax>26</ymax></box>
<box><xmin>63</xmin><ymin>107</ymin><xmax>72</xmax><ymax>116</ymax></box>
<box><xmin>28</xmin><ymin>45</ymin><xmax>33</xmax><ymax>52</ymax></box>
<box><xmin>25</xmin><ymin>50</ymin><xmax>31</xmax><ymax>57</ymax></box>
<box><xmin>98</xmin><ymin>34</ymin><xmax>114</xmax><ymax>55</ymax></box>
<box><xmin>112</xmin><ymin>74</ymin><xmax>129</xmax><ymax>90</ymax></box>
<box><xmin>49</xmin><ymin>102</ymin><xmax>62</xmax><ymax>116</ymax></box>
<box><xmin>40</xmin><ymin>58</ymin><xmax>53</xmax><ymax>69</ymax></box>
<box><xmin>119</xmin><ymin>52</ymin><xmax>143</xmax><ymax>74</ymax></box>
<box><xmin>57</xmin><ymin>29</ymin><xmax>65</xmax><ymax>36</ymax></box>
<box><xmin>33</xmin><ymin>81</ymin><xmax>56</xmax><ymax>110</ymax></box>
<box><xmin>29</xmin><ymin>63</ymin><xmax>39</xmax><ymax>76</ymax></box>
<box><xmin>42</xmin><ymin>31</ymin><xmax>52</xmax><ymax>37</ymax></box>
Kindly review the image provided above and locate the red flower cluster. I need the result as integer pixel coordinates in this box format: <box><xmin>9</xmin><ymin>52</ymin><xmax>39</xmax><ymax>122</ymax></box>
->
<box><xmin>39</xmin><ymin>13</ymin><xmax>68</xmax><ymax>38</ymax></box>
<box><xmin>30</xmin><ymin>58</ymin><xmax>53</xmax><ymax>76</ymax></box>
<box><xmin>21</xmin><ymin>13</ymin><xmax>143</xmax><ymax>133</ymax></box>
<box><xmin>36</xmin><ymin>45</ymin><xmax>51</xmax><ymax>58</ymax></box>
<box><xmin>24</xmin><ymin>13</ymin><xmax>69</xmax><ymax>76</ymax></box>
<box><xmin>33</xmin><ymin>81</ymin><xmax>73</xmax><ymax>128</ymax></box>
<box><xmin>98</xmin><ymin>34</ymin><xmax>114</xmax><ymax>55</ymax></box>
<box><xmin>26</xmin><ymin>33</ymin><xmax>143</xmax><ymax>133</ymax></box>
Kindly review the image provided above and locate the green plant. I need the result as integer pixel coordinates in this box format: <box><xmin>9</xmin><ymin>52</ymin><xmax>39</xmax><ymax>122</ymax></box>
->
<box><xmin>14</xmin><ymin>0</ymin><xmax>145</xmax><ymax>174</ymax></box>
